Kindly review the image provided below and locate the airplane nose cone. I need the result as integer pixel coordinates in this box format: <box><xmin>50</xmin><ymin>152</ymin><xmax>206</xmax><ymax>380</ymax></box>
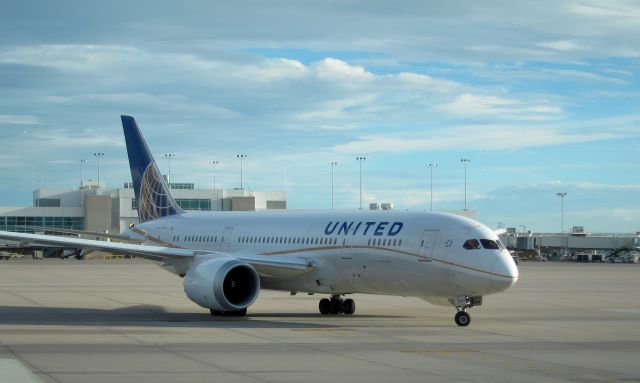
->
<box><xmin>490</xmin><ymin>255</ymin><xmax>519</xmax><ymax>291</ymax></box>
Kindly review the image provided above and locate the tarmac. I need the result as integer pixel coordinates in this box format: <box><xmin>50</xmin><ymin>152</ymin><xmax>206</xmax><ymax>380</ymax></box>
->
<box><xmin>0</xmin><ymin>259</ymin><xmax>638</xmax><ymax>383</ymax></box>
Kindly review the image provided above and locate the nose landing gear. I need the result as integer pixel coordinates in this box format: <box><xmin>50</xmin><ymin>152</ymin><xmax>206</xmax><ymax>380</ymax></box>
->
<box><xmin>453</xmin><ymin>295</ymin><xmax>482</xmax><ymax>327</ymax></box>
<box><xmin>319</xmin><ymin>295</ymin><xmax>356</xmax><ymax>315</ymax></box>
<box><xmin>454</xmin><ymin>310</ymin><xmax>471</xmax><ymax>326</ymax></box>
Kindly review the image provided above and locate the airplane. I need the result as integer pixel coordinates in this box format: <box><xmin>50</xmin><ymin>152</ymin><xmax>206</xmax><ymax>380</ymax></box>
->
<box><xmin>0</xmin><ymin>115</ymin><xmax>518</xmax><ymax>326</ymax></box>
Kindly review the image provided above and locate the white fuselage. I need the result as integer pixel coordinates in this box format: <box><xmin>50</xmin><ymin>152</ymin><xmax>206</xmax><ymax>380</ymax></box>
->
<box><xmin>127</xmin><ymin>210</ymin><xmax>518</xmax><ymax>302</ymax></box>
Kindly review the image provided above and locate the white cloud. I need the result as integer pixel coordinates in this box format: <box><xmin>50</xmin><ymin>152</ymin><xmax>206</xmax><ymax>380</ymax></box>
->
<box><xmin>0</xmin><ymin>44</ymin><xmax>140</xmax><ymax>72</ymax></box>
<box><xmin>294</xmin><ymin>94</ymin><xmax>378</xmax><ymax>121</ymax></box>
<box><xmin>334</xmin><ymin>122</ymin><xmax>621</xmax><ymax>154</ymax></box>
<box><xmin>30</xmin><ymin>129</ymin><xmax>125</xmax><ymax>149</ymax></box>
<box><xmin>576</xmin><ymin>182</ymin><xmax>640</xmax><ymax>191</ymax></box>
<box><xmin>44</xmin><ymin>92</ymin><xmax>239</xmax><ymax>119</ymax></box>
<box><xmin>437</xmin><ymin>93</ymin><xmax>563</xmax><ymax>121</ymax></box>
<box><xmin>0</xmin><ymin>115</ymin><xmax>39</xmax><ymax>124</ymax></box>
<box><xmin>311</xmin><ymin>58</ymin><xmax>374</xmax><ymax>82</ymax></box>
<box><xmin>234</xmin><ymin>58</ymin><xmax>309</xmax><ymax>82</ymax></box>
<box><xmin>567</xmin><ymin>3</ymin><xmax>640</xmax><ymax>19</ymax></box>
<box><xmin>537</xmin><ymin>40</ymin><xmax>583</xmax><ymax>51</ymax></box>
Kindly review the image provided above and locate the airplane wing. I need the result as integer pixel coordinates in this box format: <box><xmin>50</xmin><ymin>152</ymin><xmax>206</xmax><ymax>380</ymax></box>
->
<box><xmin>0</xmin><ymin>231</ymin><xmax>312</xmax><ymax>277</ymax></box>
<box><xmin>24</xmin><ymin>225</ymin><xmax>143</xmax><ymax>243</ymax></box>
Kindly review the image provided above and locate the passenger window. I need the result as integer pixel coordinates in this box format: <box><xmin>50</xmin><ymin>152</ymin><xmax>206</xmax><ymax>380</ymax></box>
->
<box><xmin>480</xmin><ymin>239</ymin><xmax>500</xmax><ymax>250</ymax></box>
<box><xmin>399</xmin><ymin>239</ymin><xmax>402</xmax><ymax>246</ymax></box>
<box><xmin>463</xmin><ymin>239</ymin><xmax>481</xmax><ymax>250</ymax></box>
<box><xmin>393</xmin><ymin>239</ymin><xmax>397</xmax><ymax>246</ymax></box>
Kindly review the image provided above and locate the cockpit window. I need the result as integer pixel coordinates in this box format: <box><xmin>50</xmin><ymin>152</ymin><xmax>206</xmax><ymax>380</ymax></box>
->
<box><xmin>463</xmin><ymin>239</ymin><xmax>481</xmax><ymax>250</ymax></box>
<box><xmin>480</xmin><ymin>239</ymin><xmax>500</xmax><ymax>250</ymax></box>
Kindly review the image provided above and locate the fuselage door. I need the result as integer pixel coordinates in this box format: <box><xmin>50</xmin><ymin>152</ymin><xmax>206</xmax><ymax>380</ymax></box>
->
<box><xmin>418</xmin><ymin>230</ymin><xmax>439</xmax><ymax>262</ymax></box>
<box><xmin>220</xmin><ymin>227</ymin><xmax>233</xmax><ymax>251</ymax></box>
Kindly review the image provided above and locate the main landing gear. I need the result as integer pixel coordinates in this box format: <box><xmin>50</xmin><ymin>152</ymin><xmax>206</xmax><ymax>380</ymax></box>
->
<box><xmin>319</xmin><ymin>295</ymin><xmax>356</xmax><ymax>315</ymax></box>
<box><xmin>453</xmin><ymin>295</ymin><xmax>482</xmax><ymax>327</ymax></box>
<box><xmin>210</xmin><ymin>308</ymin><xmax>247</xmax><ymax>317</ymax></box>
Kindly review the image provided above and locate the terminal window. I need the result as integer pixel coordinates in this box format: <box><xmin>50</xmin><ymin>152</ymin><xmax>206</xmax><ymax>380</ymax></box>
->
<box><xmin>36</xmin><ymin>198</ymin><xmax>61</xmax><ymax>207</ymax></box>
<box><xmin>175</xmin><ymin>199</ymin><xmax>211</xmax><ymax>210</ymax></box>
<box><xmin>131</xmin><ymin>198</ymin><xmax>211</xmax><ymax>211</ymax></box>
<box><xmin>0</xmin><ymin>216</ymin><xmax>83</xmax><ymax>232</ymax></box>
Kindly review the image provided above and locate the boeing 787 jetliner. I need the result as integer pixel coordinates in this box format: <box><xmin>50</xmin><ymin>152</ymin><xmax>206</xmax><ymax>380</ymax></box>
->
<box><xmin>0</xmin><ymin>116</ymin><xmax>518</xmax><ymax>326</ymax></box>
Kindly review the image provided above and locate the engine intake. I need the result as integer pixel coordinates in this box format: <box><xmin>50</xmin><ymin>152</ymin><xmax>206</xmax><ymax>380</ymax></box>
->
<box><xmin>184</xmin><ymin>257</ymin><xmax>260</xmax><ymax>312</ymax></box>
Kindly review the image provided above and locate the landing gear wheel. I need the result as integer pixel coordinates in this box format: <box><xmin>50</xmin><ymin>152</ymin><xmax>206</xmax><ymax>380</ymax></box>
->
<box><xmin>454</xmin><ymin>311</ymin><xmax>471</xmax><ymax>327</ymax></box>
<box><xmin>329</xmin><ymin>299</ymin><xmax>341</xmax><ymax>314</ymax></box>
<box><xmin>318</xmin><ymin>295</ymin><xmax>356</xmax><ymax>315</ymax></box>
<box><xmin>210</xmin><ymin>308</ymin><xmax>247</xmax><ymax>317</ymax></box>
<box><xmin>343</xmin><ymin>299</ymin><xmax>356</xmax><ymax>315</ymax></box>
<box><xmin>319</xmin><ymin>298</ymin><xmax>331</xmax><ymax>315</ymax></box>
<box><xmin>227</xmin><ymin>308</ymin><xmax>248</xmax><ymax>317</ymax></box>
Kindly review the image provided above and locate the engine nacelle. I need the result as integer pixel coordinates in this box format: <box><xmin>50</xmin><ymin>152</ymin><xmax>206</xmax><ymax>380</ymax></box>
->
<box><xmin>183</xmin><ymin>257</ymin><xmax>260</xmax><ymax>312</ymax></box>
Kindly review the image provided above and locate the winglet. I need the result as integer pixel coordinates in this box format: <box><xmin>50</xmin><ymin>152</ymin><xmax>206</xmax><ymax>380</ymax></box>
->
<box><xmin>121</xmin><ymin>115</ymin><xmax>182</xmax><ymax>223</ymax></box>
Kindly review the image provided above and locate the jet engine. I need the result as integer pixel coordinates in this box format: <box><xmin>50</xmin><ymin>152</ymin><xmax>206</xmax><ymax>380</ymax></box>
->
<box><xmin>183</xmin><ymin>257</ymin><xmax>260</xmax><ymax>312</ymax></box>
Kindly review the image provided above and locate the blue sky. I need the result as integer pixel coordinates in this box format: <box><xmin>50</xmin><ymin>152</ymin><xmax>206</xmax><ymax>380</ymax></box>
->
<box><xmin>0</xmin><ymin>1</ymin><xmax>638</xmax><ymax>233</ymax></box>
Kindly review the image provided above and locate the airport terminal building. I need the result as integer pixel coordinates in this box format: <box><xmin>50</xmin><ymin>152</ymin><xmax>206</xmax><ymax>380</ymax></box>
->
<box><xmin>0</xmin><ymin>180</ymin><xmax>286</xmax><ymax>236</ymax></box>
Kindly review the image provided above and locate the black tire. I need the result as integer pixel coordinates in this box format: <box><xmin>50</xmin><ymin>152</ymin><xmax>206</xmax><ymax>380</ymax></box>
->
<box><xmin>454</xmin><ymin>311</ymin><xmax>471</xmax><ymax>327</ymax></box>
<box><xmin>343</xmin><ymin>299</ymin><xmax>356</xmax><ymax>315</ymax></box>
<box><xmin>319</xmin><ymin>298</ymin><xmax>331</xmax><ymax>315</ymax></box>
<box><xmin>227</xmin><ymin>308</ymin><xmax>248</xmax><ymax>317</ymax></box>
<box><xmin>329</xmin><ymin>299</ymin><xmax>341</xmax><ymax>314</ymax></box>
<box><xmin>210</xmin><ymin>308</ymin><xmax>247</xmax><ymax>317</ymax></box>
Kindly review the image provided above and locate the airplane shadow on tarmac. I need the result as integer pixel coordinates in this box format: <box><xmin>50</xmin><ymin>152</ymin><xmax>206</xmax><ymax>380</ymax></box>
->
<box><xmin>0</xmin><ymin>305</ymin><xmax>410</xmax><ymax>329</ymax></box>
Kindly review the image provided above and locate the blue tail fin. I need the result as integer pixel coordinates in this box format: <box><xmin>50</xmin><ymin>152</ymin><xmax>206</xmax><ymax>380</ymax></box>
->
<box><xmin>121</xmin><ymin>115</ymin><xmax>182</xmax><ymax>223</ymax></box>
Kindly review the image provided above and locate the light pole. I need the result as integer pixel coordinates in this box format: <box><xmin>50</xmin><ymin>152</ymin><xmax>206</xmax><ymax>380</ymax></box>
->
<box><xmin>461</xmin><ymin>158</ymin><xmax>471</xmax><ymax>210</ymax></box>
<box><xmin>164</xmin><ymin>153</ymin><xmax>175</xmax><ymax>185</ymax></box>
<box><xmin>330</xmin><ymin>161</ymin><xmax>338</xmax><ymax>209</ymax></box>
<box><xmin>556</xmin><ymin>192</ymin><xmax>567</xmax><ymax>234</ymax></box>
<box><xmin>427</xmin><ymin>163</ymin><xmax>437</xmax><ymax>211</ymax></box>
<box><xmin>557</xmin><ymin>192</ymin><xmax>567</xmax><ymax>253</ymax></box>
<box><xmin>79</xmin><ymin>159</ymin><xmax>87</xmax><ymax>188</ymax></box>
<box><xmin>356</xmin><ymin>156</ymin><xmax>366</xmax><ymax>209</ymax></box>
<box><xmin>209</xmin><ymin>161</ymin><xmax>219</xmax><ymax>189</ymax></box>
<box><xmin>237</xmin><ymin>154</ymin><xmax>247</xmax><ymax>189</ymax></box>
<box><xmin>93</xmin><ymin>153</ymin><xmax>104</xmax><ymax>187</ymax></box>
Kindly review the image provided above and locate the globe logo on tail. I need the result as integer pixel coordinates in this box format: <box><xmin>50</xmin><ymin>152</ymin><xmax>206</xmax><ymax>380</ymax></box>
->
<box><xmin>138</xmin><ymin>162</ymin><xmax>179</xmax><ymax>222</ymax></box>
